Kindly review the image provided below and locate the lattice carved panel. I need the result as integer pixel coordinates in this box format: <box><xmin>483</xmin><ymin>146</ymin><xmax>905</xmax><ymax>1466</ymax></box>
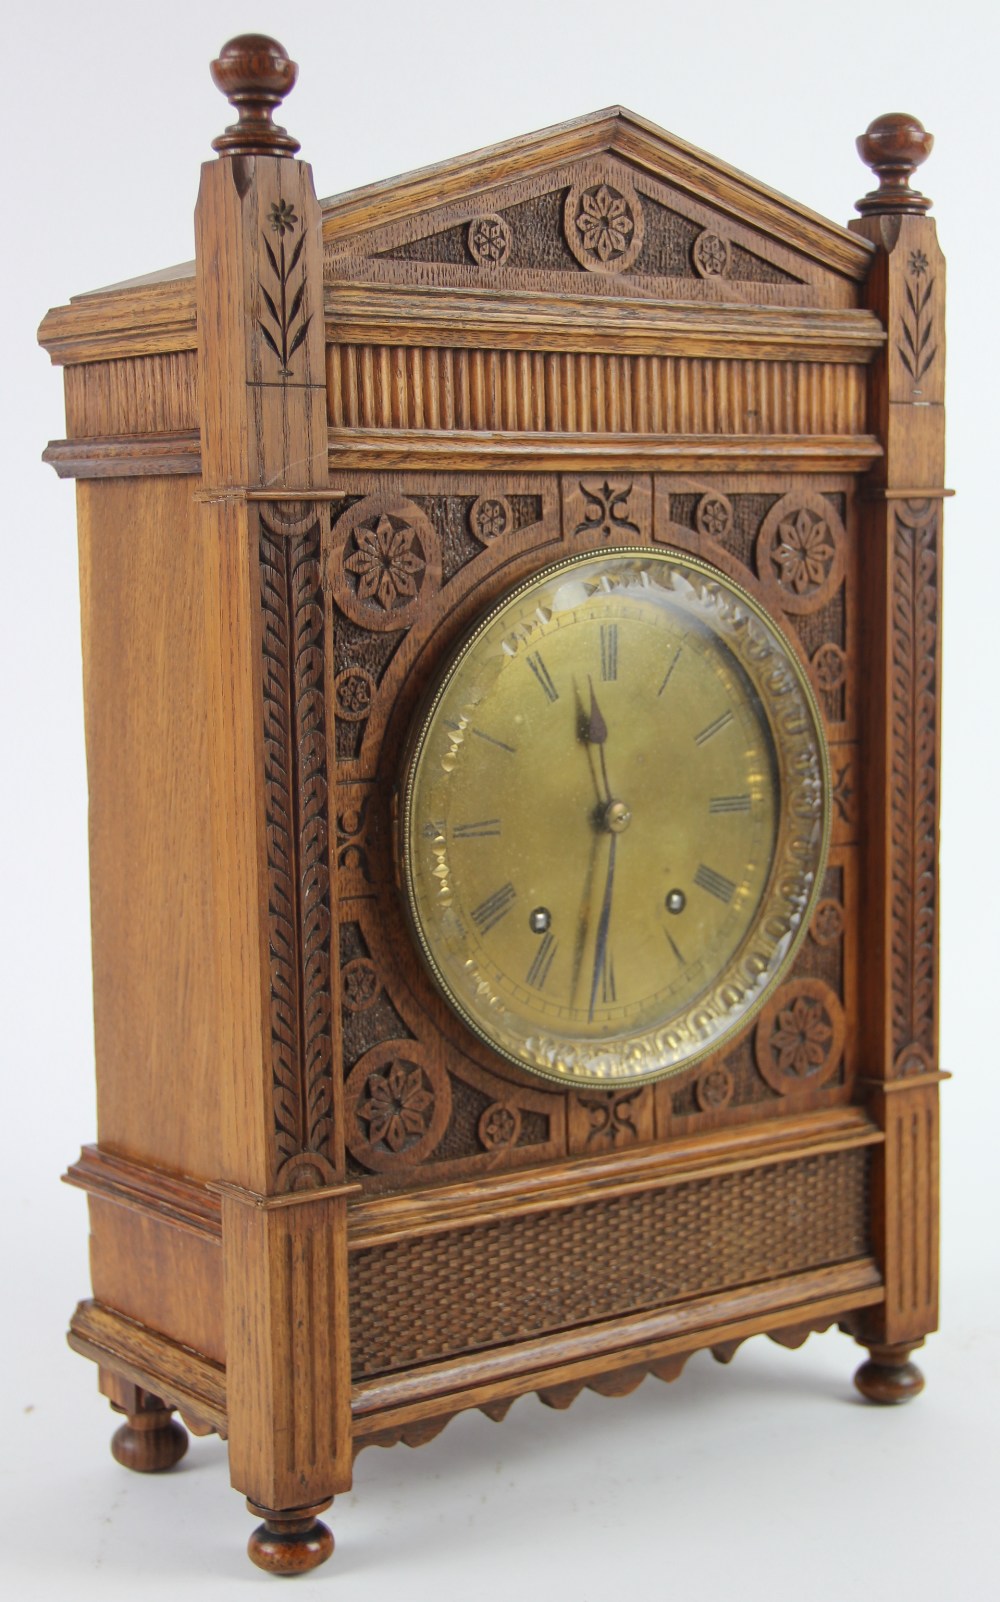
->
<box><xmin>348</xmin><ymin>1147</ymin><xmax>873</xmax><ymax>1377</ymax></box>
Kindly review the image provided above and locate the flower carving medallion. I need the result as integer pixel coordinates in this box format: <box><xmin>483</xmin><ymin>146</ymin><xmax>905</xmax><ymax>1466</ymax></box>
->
<box><xmin>334</xmin><ymin>495</ymin><xmax>441</xmax><ymax>630</ymax></box>
<box><xmin>564</xmin><ymin>172</ymin><xmax>645</xmax><ymax>274</ymax></box>
<box><xmin>345</xmin><ymin>1041</ymin><xmax>451</xmax><ymax>1172</ymax></box>
<box><xmin>755</xmin><ymin>979</ymin><xmax>846</xmax><ymax>1094</ymax></box>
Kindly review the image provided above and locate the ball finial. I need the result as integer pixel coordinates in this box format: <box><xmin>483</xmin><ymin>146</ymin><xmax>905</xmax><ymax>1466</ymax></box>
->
<box><xmin>855</xmin><ymin>113</ymin><xmax>933</xmax><ymax>216</ymax></box>
<box><xmin>210</xmin><ymin>34</ymin><xmax>300</xmax><ymax>157</ymax></box>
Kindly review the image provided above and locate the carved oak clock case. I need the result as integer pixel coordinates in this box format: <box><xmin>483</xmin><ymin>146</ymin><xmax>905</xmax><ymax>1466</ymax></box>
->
<box><xmin>38</xmin><ymin>35</ymin><xmax>947</xmax><ymax>1577</ymax></box>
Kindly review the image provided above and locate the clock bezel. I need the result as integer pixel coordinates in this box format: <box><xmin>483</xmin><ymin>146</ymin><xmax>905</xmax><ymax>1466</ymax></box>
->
<box><xmin>398</xmin><ymin>545</ymin><xmax>833</xmax><ymax>1090</ymax></box>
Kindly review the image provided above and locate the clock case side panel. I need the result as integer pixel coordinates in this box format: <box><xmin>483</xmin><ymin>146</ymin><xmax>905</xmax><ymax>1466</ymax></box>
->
<box><xmin>851</xmin><ymin>210</ymin><xmax>946</xmax><ymax>1354</ymax></box>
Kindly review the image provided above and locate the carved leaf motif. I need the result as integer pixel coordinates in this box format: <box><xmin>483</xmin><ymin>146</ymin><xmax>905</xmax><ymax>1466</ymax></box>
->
<box><xmin>259</xmin><ymin>516</ymin><xmax>335</xmax><ymax>1180</ymax></box>
<box><xmin>889</xmin><ymin>509</ymin><xmax>938</xmax><ymax>1064</ymax></box>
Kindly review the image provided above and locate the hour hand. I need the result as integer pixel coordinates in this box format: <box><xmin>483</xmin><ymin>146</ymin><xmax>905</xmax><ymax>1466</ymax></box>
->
<box><xmin>585</xmin><ymin>676</ymin><xmax>608</xmax><ymax>746</ymax></box>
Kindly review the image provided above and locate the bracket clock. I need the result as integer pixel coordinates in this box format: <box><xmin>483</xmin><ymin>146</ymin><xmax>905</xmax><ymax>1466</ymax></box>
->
<box><xmin>39</xmin><ymin>34</ymin><xmax>948</xmax><ymax>1577</ymax></box>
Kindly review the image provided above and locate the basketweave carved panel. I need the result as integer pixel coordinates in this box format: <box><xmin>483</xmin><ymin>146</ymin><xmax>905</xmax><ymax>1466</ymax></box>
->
<box><xmin>347</xmin><ymin>1147</ymin><xmax>873</xmax><ymax>1377</ymax></box>
<box><xmin>324</xmin><ymin>152</ymin><xmax>828</xmax><ymax>304</ymax></box>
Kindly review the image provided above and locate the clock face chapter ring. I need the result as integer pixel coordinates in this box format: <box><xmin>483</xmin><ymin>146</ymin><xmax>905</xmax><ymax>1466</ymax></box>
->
<box><xmin>399</xmin><ymin>547</ymin><xmax>831</xmax><ymax>1090</ymax></box>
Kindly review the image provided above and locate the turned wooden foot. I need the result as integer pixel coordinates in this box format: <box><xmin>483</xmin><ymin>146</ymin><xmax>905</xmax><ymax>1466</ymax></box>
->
<box><xmin>110</xmin><ymin>1405</ymin><xmax>189</xmax><ymax>1472</ymax></box>
<box><xmin>854</xmin><ymin>1341</ymin><xmax>926</xmax><ymax>1404</ymax></box>
<box><xmin>246</xmin><ymin>1499</ymin><xmax>334</xmax><ymax>1576</ymax></box>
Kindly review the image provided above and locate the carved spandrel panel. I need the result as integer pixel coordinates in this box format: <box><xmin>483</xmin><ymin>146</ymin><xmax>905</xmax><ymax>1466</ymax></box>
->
<box><xmin>324</xmin><ymin>151</ymin><xmax>838</xmax><ymax>306</ymax></box>
<box><xmin>324</xmin><ymin>469</ymin><xmax>861</xmax><ymax>1183</ymax></box>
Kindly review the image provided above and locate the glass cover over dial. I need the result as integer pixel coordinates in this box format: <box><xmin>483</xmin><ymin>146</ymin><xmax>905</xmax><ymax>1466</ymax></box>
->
<box><xmin>400</xmin><ymin>548</ymin><xmax>830</xmax><ymax>1088</ymax></box>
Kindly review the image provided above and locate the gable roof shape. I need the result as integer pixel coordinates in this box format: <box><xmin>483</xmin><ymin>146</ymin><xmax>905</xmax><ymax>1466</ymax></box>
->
<box><xmin>319</xmin><ymin>105</ymin><xmax>873</xmax><ymax>281</ymax></box>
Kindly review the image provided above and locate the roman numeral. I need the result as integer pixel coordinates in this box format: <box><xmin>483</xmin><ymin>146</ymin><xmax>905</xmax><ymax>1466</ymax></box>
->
<box><xmin>453</xmin><ymin>819</ymin><xmax>502</xmax><ymax>839</ymax></box>
<box><xmin>709</xmin><ymin>794</ymin><xmax>751</xmax><ymax>814</ymax></box>
<box><xmin>471</xmin><ymin>882</ymin><xmax>516</xmax><ymax>934</ymax></box>
<box><xmin>527</xmin><ymin>651</ymin><xmax>559</xmax><ymax>703</ymax></box>
<box><xmin>694</xmin><ymin>864</ymin><xmax>736</xmax><ymax>903</ymax></box>
<box><xmin>526</xmin><ymin>932</ymin><xmax>558</xmax><ymax>990</ymax></box>
<box><xmin>600</xmin><ymin>623</ymin><xmax>618</xmax><ymax>682</ymax></box>
<box><xmin>695</xmin><ymin>710</ymin><xmax>734</xmax><ymax>745</ymax></box>
<box><xmin>657</xmin><ymin>647</ymin><xmax>682</xmax><ymax>697</ymax></box>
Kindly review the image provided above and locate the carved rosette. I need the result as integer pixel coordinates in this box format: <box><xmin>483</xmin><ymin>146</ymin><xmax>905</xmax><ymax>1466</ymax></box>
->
<box><xmin>756</xmin><ymin>490</ymin><xmax>846</xmax><ymax>613</ymax></box>
<box><xmin>469</xmin><ymin>494</ymin><xmax>513</xmax><ymax>543</ymax></box>
<box><xmin>258</xmin><ymin>505</ymin><xmax>336</xmax><ymax>1189</ymax></box>
<box><xmin>888</xmin><ymin>500</ymin><xmax>939</xmax><ymax>1076</ymax></box>
<box><xmin>334</xmin><ymin>495</ymin><xmax>441</xmax><ymax>628</ymax></box>
<box><xmin>478</xmin><ymin>1102</ymin><xmax>521</xmax><ymax>1151</ymax></box>
<box><xmin>811</xmin><ymin>899</ymin><xmax>845</xmax><ymax>947</ymax></box>
<box><xmin>695</xmin><ymin>1065</ymin><xmax>734</xmax><ymax>1111</ymax></box>
<box><xmin>695</xmin><ymin>492</ymin><xmax>733</xmax><ymax>541</ymax></box>
<box><xmin>468</xmin><ymin>213</ymin><xmax>512</xmax><ymax>267</ymax></box>
<box><xmin>564</xmin><ymin>172</ymin><xmax>645</xmax><ymax>273</ymax></box>
<box><xmin>755</xmin><ymin>979</ymin><xmax>846</xmax><ymax>1095</ymax></box>
<box><xmin>342</xmin><ymin>957</ymin><xmax>381</xmax><ymax>1013</ymax></box>
<box><xmin>691</xmin><ymin>229</ymin><xmax>731</xmax><ymax>279</ymax></box>
<box><xmin>345</xmin><ymin>1042</ymin><xmax>451</xmax><ymax>1172</ymax></box>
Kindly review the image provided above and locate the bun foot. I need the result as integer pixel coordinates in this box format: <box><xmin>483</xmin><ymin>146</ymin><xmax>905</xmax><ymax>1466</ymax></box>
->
<box><xmin>246</xmin><ymin>1499</ymin><xmax>334</xmax><ymax>1576</ymax></box>
<box><xmin>111</xmin><ymin>1408</ymin><xmax>189</xmax><ymax>1472</ymax></box>
<box><xmin>854</xmin><ymin>1342</ymin><xmax>925</xmax><ymax>1405</ymax></box>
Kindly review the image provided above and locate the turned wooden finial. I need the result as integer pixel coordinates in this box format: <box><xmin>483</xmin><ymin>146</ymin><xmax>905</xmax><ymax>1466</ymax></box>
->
<box><xmin>210</xmin><ymin>34</ymin><xmax>300</xmax><ymax>157</ymax></box>
<box><xmin>855</xmin><ymin>113</ymin><xmax>933</xmax><ymax>215</ymax></box>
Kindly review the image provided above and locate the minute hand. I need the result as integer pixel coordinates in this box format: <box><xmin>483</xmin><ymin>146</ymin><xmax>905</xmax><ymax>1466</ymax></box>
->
<box><xmin>588</xmin><ymin>832</ymin><xmax>617</xmax><ymax>1022</ymax></box>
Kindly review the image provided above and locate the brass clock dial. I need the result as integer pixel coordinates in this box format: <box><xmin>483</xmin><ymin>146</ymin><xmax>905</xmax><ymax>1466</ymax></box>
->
<box><xmin>400</xmin><ymin>548</ymin><xmax>830</xmax><ymax>1088</ymax></box>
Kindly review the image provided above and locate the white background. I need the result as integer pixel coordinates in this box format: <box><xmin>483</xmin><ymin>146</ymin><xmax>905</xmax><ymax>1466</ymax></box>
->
<box><xmin>4</xmin><ymin>1</ymin><xmax>999</xmax><ymax>1597</ymax></box>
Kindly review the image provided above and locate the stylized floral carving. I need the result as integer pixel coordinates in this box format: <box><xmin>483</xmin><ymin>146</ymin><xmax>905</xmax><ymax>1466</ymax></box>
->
<box><xmin>757</xmin><ymin>492</ymin><xmax>845</xmax><ymax>615</ymax></box>
<box><xmin>345</xmin><ymin>514</ymin><xmax>426</xmax><ymax>611</ymax></box>
<box><xmin>579</xmin><ymin>1088</ymin><xmax>648</xmax><ymax>1149</ymax></box>
<box><xmin>358</xmin><ymin>1060</ymin><xmax>433</xmax><ymax>1153</ymax></box>
<box><xmin>771</xmin><ymin>997</ymin><xmax>833</xmax><ymax>1076</ymax></box>
<box><xmin>469</xmin><ymin>494</ymin><xmax>512</xmax><ymax>542</ymax></box>
<box><xmin>812</xmin><ymin>642</ymin><xmax>847</xmax><ymax>693</ymax></box>
<box><xmin>333</xmin><ymin>496</ymin><xmax>440</xmax><ymax>631</ymax></box>
<box><xmin>692</xmin><ymin>230</ymin><xmax>730</xmax><ymax>278</ymax></box>
<box><xmin>695</xmin><ymin>492</ymin><xmax>733</xmax><ymax>540</ymax></box>
<box><xmin>897</xmin><ymin>254</ymin><xmax>937</xmax><ymax>381</ymax></box>
<box><xmin>811</xmin><ymin>899</ymin><xmax>845</xmax><ymax>947</ymax></box>
<box><xmin>258</xmin><ymin>201</ymin><xmax>311</xmax><ymax>378</ymax></box>
<box><xmin>832</xmin><ymin>759</ymin><xmax>856</xmax><ymax>827</ymax></box>
<box><xmin>774</xmin><ymin>508</ymin><xmax>835</xmax><ymax>595</ymax></box>
<box><xmin>468</xmin><ymin>214</ymin><xmax>512</xmax><ymax>267</ymax></box>
<box><xmin>696</xmin><ymin>1066</ymin><xmax>734</xmax><ymax>1111</ymax></box>
<box><xmin>755</xmin><ymin>979</ymin><xmax>845</xmax><ymax>1094</ymax></box>
<box><xmin>564</xmin><ymin>174</ymin><xmax>644</xmax><ymax>273</ymax></box>
<box><xmin>336</xmin><ymin>798</ymin><xmax>372</xmax><ymax>880</ymax></box>
<box><xmin>479</xmin><ymin>1102</ymin><xmax>520</xmax><ymax>1150</ymax></box>
<box><xmin>334</xmin><ymin>666</ymin><xmax>375</xmax><ymax>722</ymax></box>
<box><xmin>573</xmin><ymin>479</ymin><xmax>641</xmax><ymax>540</ymax></box>
<box><xmin>344</xmin><ymin>1043</ymin><xmax>451</xmax><ymax>1173</ymax></box>
<box><xmin>577</xmin><ymin>184</ymin><xmax>634</xmax><ymax>261</ymax></box>
<box><xmin>342</xmin><ymin>957</ymin><xmax>381</xmax><ymax>1013</ymax></box>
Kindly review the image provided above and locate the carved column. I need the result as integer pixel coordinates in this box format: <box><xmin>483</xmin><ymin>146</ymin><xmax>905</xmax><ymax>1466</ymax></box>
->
<box><xmin>195</xmin><ymin>35</ymin><xmax>350</xmax><ymax>1568</ymax></box>
<box><xmin>850</xmin><ymin>116</ymin><xmax>946</xmax><ymax>1397</ymax></box>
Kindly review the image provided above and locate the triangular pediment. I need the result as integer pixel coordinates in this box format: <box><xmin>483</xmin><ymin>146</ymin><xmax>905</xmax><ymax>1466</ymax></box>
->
<box><xmin>321</xmin><ymin>108</ymin><xmax>872</xmax><ymax>307</ymax></box>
